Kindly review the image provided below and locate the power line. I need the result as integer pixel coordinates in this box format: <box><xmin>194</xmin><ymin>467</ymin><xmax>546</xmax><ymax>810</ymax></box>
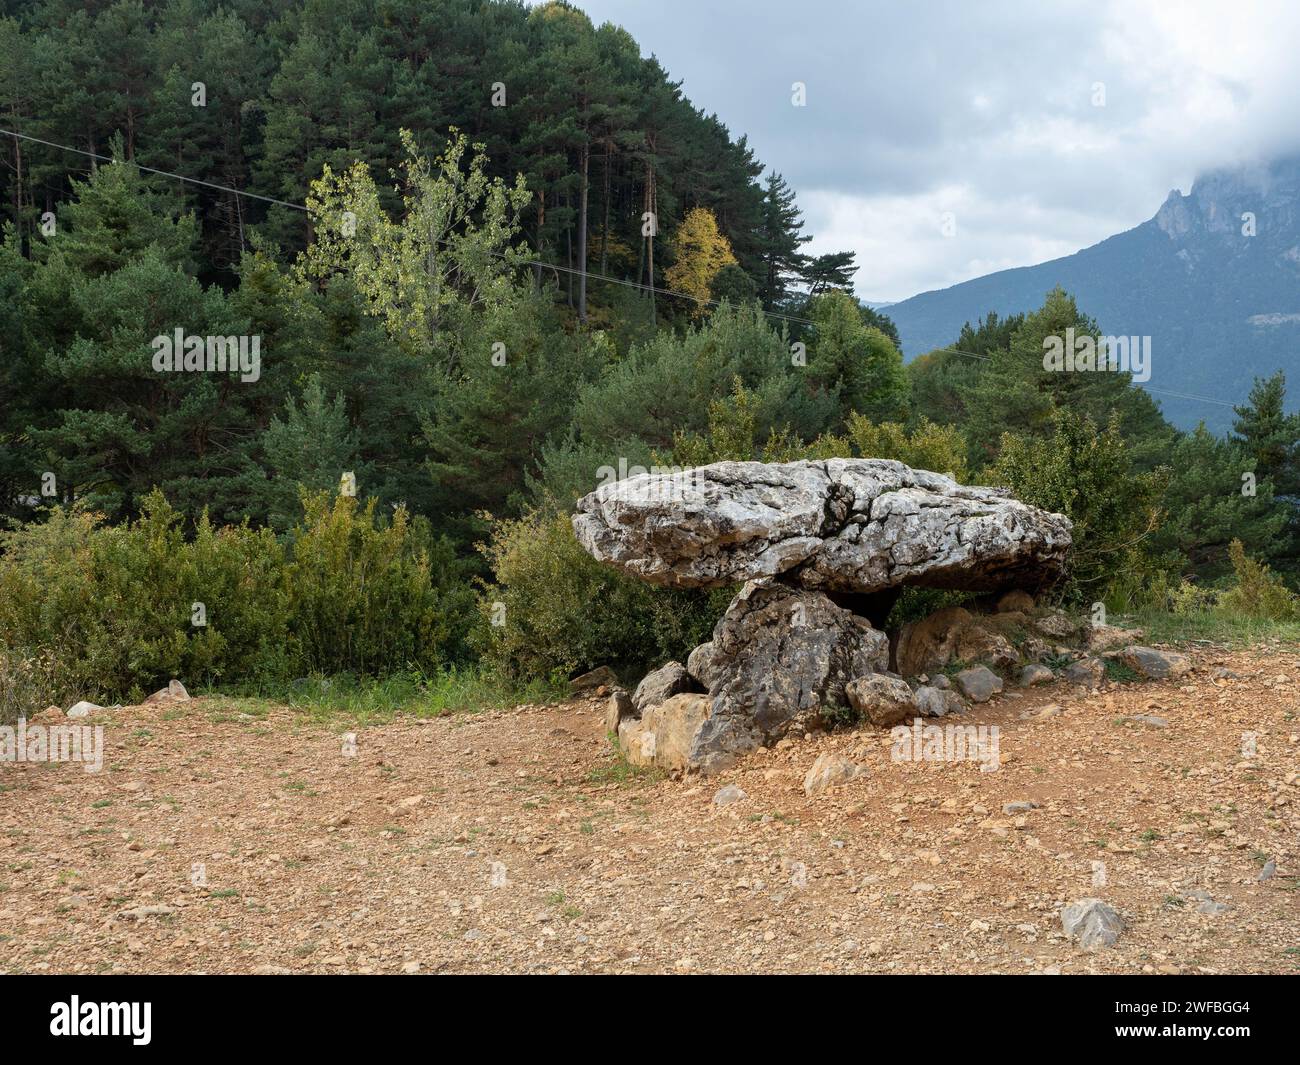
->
<box><xmin>0</xmin><ymin>126</ymin><xmax>1250</xmax><ymax>410</ymax></box>
<box><xmin>1</xmin><ymin>126</ymin><xmax>812</xmax><ymax>324</ymax></box>
<box><xmin>2</xmin><ymin>128</ymin><xmax>306</xmax><ymax>211</ymax></box>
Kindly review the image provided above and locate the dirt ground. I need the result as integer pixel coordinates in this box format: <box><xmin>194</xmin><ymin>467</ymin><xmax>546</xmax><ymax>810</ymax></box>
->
<box><xmin>2</xmin><ymin>643</ymin><xmax>1298</xmax><ymax>975</ymax></box>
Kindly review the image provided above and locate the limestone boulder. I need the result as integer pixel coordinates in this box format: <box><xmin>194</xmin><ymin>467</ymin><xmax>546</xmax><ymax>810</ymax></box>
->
<box><xmin>632</xmin><ymin>661</ymin><xmax>698</xmax><ymax>714</ymax></box>
<box><xmin>573</xmin><ymin>458</ymin><xmax>1071</xmax><ymax>596</ymax></box>
<box><xmin>846</xmin><ymin>674</ymin><xmax>917</xmax><ymax>728</ymax></box>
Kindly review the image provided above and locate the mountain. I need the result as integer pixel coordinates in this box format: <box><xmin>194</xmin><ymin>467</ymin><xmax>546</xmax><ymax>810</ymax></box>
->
<box><xmin>886</xmin><ymin>157</ymin><xmax>1300</xmax><ymax>432</ymax></box>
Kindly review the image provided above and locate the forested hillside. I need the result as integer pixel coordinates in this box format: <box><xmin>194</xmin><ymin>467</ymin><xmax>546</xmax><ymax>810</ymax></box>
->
<box><xmin>0</xmin><ymin>0</ymin><xmax>1297</xmax><ymax>709</ymax></box>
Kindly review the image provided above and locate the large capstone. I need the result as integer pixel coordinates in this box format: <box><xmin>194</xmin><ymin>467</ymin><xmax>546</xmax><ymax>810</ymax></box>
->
<box><xmin>573</xmin><ymin>458</ymin><xmax>1071</xmax><ymax>595</ymax></box>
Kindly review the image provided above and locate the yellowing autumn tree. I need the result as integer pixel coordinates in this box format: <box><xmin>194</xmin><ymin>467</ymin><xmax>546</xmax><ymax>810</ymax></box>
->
<box><xmin>664</xmin><ymin>207</ymin><xmax>737</xmax><ymax>317</ymax></box>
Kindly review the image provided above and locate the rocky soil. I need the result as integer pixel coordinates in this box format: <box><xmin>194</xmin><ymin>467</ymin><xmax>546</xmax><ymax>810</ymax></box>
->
<box><xmin>2</xmin><ymin>644</ymin><xmax>1297</xmax><ymax>975</ymax></box>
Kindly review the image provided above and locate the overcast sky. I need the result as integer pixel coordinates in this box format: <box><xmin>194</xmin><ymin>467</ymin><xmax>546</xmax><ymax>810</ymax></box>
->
<box><xmin>576</xmin><ymin>0</ymin><xmax>1300</xmax><ymax>302</ymax></box>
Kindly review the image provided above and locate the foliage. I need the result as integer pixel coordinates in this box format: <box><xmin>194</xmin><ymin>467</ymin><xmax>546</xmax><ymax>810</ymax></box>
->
<box><xmin>664</xmin><ymin>207</ymin><xmax>737</xmax><ymax>318</ymax></box>
<box><xmin>805</xmin><ymin>289</ymin><xmax>909</xmax><ymax>428</ymax></box>
<box><xmin>989</xmin><ymin>409</ymin><xmax>1169</xmax><ymax>603</ymax></box>
<box><xmin>299</xmin><ymin>128</ymin><xmax>531</xmax><ymax>362</ymax></box>
<box><xmin>1146</xmin><ymin>424</ymin><xmax>1288</xmax><ymax>583</ymax></box>
<box><xmin>476</xmin><ymin>508</ymin><xmax>728</xmax><ymax>682</ymax></box>
<box><xmin>0</xmin><ymin>492</ymin><xmax>476</xmax><ymax>701</ymax></box>
<box><xmin>1217</xmin><ymin>539</ymin><xmax>1298</xmax><ymax>620</ymax></box>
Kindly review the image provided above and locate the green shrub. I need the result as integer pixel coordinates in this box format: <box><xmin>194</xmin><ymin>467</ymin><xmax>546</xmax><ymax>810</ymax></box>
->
<box><xmin>1168</xmin><ymin>578</ymin><xmax>1218</xmax><ymax>617</ymax></box>
<box><xmin>477</xmin><ymin>507</ymin><xmax>729</xmax><ymax>683</ymax></box>
<box><xmin>285</xmin><ymin>493</ymin><xmax>476</xmax><ymax>675</ymax></box>
<box><xmin>0</xmin><ymin>493</ymin><xmax>295</xmax><ymax>698</ymax></box>
<box><xmin>1218</xmin><ymin>539</ymin><xmax>1298</xmax><ymax>621</ymax></box>
<box><xmin>0</xmin><ymin>490</ymin><xmax>476</xmax><ymax>701</ymax></box>
<box><xmin>0</xmin><ymin>648</ymin><xmax>78</xmax><ymax>725</ymax></box>
<box><xmin>988</xmin><ymin>409</ymin><xmax>1168</xmax><ymax>603</ymax></box>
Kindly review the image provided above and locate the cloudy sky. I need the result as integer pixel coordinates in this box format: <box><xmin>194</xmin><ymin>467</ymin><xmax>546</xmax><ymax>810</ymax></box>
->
<box><xmin>577</xmin><ymin>0</ymin><xmax>1300</xmax><ymax>302</ymax></box>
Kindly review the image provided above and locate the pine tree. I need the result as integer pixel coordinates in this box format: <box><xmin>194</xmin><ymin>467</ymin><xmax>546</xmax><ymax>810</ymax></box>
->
<box><xmin>258</xmin><ymin>374</ymin><xmax>363</xmax><ymax>530</ymax></box>
<box><xmin>961</xmin><ymin>288</ymin><xmax>1173</xmax><ymax>471</ymax></box>
<box><xmin>801</xmin><ymin>250</ymin><xmax>858</xmax><ymax>295</ymax></box>
<box><xmin>755</xmin><ymin>171</ymin><xmax>808</xmax><ymax>308</ymax></box>
<box><xmin>806</xmin><ymin>289</ymin><xmax>909</xmax><ymax>428</ymax></box>
<box><xmin>1148</xmin><ymin>425</ymin><xmax>1289</xmax><ymax>581</ymax></box>
<box><xmin>1233</xmin><ymin>372</ymin><xmax>1300</xmax><ymax>499</ymax></box>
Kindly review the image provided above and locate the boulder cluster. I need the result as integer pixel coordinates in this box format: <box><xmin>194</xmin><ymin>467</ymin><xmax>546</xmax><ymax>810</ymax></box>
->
<box><xmin>573</xmin><ymin>458</ymin><xmax>1183</xmax><ymax>775</ymax></box>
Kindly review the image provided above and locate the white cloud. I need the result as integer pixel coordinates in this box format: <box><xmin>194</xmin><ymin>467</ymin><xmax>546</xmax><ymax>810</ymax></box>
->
<box><xmin>576</xmin><ymin>0</ymin><xmax>1300</xmax><ymax>300</ymax></box>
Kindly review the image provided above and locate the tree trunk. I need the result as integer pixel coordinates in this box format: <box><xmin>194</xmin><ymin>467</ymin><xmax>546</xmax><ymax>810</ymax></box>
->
<box><xmin>11</xmin><ymin>133</ymin><xmax>23</xmax><ymax>236</ymax></box>
<box><xmin>564</xmin><ymin>192</ymin><xmax>573</xmax><ymax>309</ymax></box>
<box><xmin>646</xmin><ymin>154</ymin><xmax>657</xmax><ymax>325</ymax></box>
<box><xmin>600</xmin><ymin>140</ymin><xmax>611</xmax><ymax>275</ymax></box>
<box><xmin>577</xmin><ymin>143</ymin><xmax>589</xmax><ymax>321</ymax></box>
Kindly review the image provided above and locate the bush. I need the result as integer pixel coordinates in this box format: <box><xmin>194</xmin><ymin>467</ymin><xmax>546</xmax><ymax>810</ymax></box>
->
<box><xmin>1218</xmin><ymin>539</ymin><xmax>1298</xmax><ymax>621</ymax></box>
<box><xmin>0</xmin><ymin>491</ymin><xmax>476</xmax><ymax>701</ymax></box>
<box><xmin>286</xmin><ymin>493</ymin><xmax>477</xmax><ymax>675</ymax></box>
<box><xmin>0</xmin><ymin>496</ymin><xmax>285</xmax><ymax>701</ymax></box>
<box><xmin>477</xmin><ymin>507</ymin><xmax>729</xmax><ymax>683</ymax></box>
<box><xmin>988</xmin><ymin>409</ymin><xmax>1168</xmax><ymax>603</ymax></box>
<box><xmin>0</xmin><ymin>648</ymin><xmax>78</xmax><ymax>725</ymax></box>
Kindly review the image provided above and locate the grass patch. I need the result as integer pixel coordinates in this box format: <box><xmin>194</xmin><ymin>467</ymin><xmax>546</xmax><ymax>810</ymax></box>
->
<box><xmin>202</xmin><ymin>666</ymin><xmax>563</xmax><ymax>726</ymax></box>
<box><xmin>1104</xmin><ymin>658</ymin><xmax>1140</xmax><ymax>683</ymax></box>
<box><xmin>585</xmin><ymin>733</ymin><xmax>664</xmax><ymax>786</ymax></box>
<box><xmin>1124</xmin><ymin>608</ymin><xmax>1300</xmax><ymax>648</ymax></box>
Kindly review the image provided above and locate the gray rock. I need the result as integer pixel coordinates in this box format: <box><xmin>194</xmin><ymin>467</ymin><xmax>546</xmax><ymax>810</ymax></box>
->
<box><xmin>119</xmin><ymin>904</ymin><xmax>176</xmax><ymax>920</ymax></box>
<box><xmin>1088</xmin><ymin>623</ymin><xmax>1142</xmax><ymax>652</ymax></box>
<box><xmin>686</xmin><ymin>641</ymin><xmax>718</xmax><ymax>688</ymax></box>
<box><xmin>846</xmin><ymin>674</ymin><xmax>916</xmax><ymax>728</ymax></box>
<box><xmin>572</xmin><ymin>458</ymin><xmax>1072</xmax><ymax>595</ymax></box>
<box><xmin>712</xmin><ymin>784</ymin><xmax>747</xmax><ymax>807</ymax></box>
<box><xmin>1034</xmin><ymin>611</ymin><xmax>1078</xmax><ymax>639</ymax></box>
<box><xmin>1061</xmin><ymin>898</ymin><xmax>1123</xmax><ymax>949</ymax></box>
<box><xmin>1063</xmin><ymin>657</ymin><xmax>1104</xmax><ymax>687</ymax></box>
<box><xmin>688</xmin><ymin>581</ymin><xmax>890</xmax><ymax>770</ymax></box>
<box><xmin>1122</xmin><ymin>713</ymin><xmax>1169</xmax><ymax>728</ymax></box>
<box><xmin>1116</xmin><ymin>645</ymin><xmax>1192</xmax><ymax>681</ymax></box>
<box><xmin>1020</xmin><ymin>636</ymin><xmax>1052</xmax><ymax>663</ymax></box>
<box><xmin>803</xmin><ymin>752</ymin><xmax>868</xmax><ymax>797</ymax></box>
<box><xmin>604</xmin><ymin>689</ymin><xmax>634</xmax><ymax>733</ymax></box>
<box><xmin>1019</xmin><ymin>663</ymin><xmax>1055</xmax><ymax>687</ymax></box>
<box><xmin>914</xmin><ymin>685</ymin><xmax>966</xmax><ymax>717</ymax></box>
<box><xmin>931</xmin><ymin>673</ymin><xmax>951</xmax><ymax>691</ymax></box>
<box><xmin>632</xmin><ymin>661</ymin><xmax>696</xmax><ymax>714</ymax></box>
<box><xmin>569</xmin><ymin>665</ymin><xmax>618</xmax><ymax>693</ymax></box>
<box><xmin>144</xmin><ymin>679</ymin><xmax>191</xmax><ymax>706</ymax></box>
<box><xmin>66</xmin><ymin>701</ymin><xmax>102</xmax><ymax>719</ymax></box>
<box><xmin>1019</xmin><ymin>702</ymin><xmax>1062</xmax><ymax>721</ymax></box>
<box><xmin>953</xmin><ymin>666</ymin><xmax>1003</xmax><ymax>703</ymax></box>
